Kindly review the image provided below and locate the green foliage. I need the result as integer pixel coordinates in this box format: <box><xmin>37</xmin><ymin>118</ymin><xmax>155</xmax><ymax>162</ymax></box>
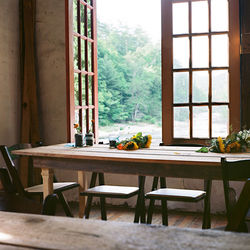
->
<box><xmin>97</xmin><ymin>22</ymin><xmax>161</xmax><ymax>126</ymax></box>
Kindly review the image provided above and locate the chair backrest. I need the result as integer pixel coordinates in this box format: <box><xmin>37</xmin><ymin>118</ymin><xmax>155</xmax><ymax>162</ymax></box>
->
<box><xmin>0</xmin><ymin>145</ymin><xmax>29</xmax><ymax>197</ymax></box>
<box><xmin>221</xmin><ymin>158</ymin><xmax>250</xmax><ymax>180</ymax></box>
<box><xmin>225</xmin><ymin>178</ymin><xmax>250</xmax><ymax>232</ymax></box>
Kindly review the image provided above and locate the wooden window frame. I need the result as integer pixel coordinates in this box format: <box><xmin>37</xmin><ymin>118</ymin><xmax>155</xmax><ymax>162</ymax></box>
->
<box><xmin>161</xmin><ymin>0</ymin><xmax>241</xmax><ymax>145</ymax></box>
<box><xmin>66</xmin><ymin>0</ymin><xmax>98</xmax><ymax>142</ymax></box>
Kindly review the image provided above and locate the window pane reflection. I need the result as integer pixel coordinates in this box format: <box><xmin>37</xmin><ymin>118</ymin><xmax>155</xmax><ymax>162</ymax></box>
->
<box><xmin>192</xmin><ymin>1</ymin><xmax>208</xmax><ymax>33</ymax></box>
<box><xmin>173</xmin><ymin>37</ymin><xmax>189</xmax><ymax>69</ymax></box>
<box><xmin>193</xmin><ymin>106</ymin><xmax>209</xmax><ymax>138</ymax></box>
<box><xmin>211</xmin><ymin>0</ymin><xmax>229</xmax><ymax>32</ymax></box>
<box><xmin>192</xmin><ymin>71</ymin><xmax>209</xmax><ymax>103</ymax></box>
<box><xmin>212</xmin><ymin>35</ymin><xmax>229</xmax><ymax>67</ymax></box>
<box><xmin>174</xmin><ymin>72</ymin><xmax>189</xmax><ymax>104</ymax></box>
<box><xmin>174</xmin><ymin>107</ymin><xmax>190</xmax><ymax>138</ymax></box>
<box><xmin>212</xmin><ymin>70</ymin><xmax>229</xmax><ymax>102</ymax></box>
<box><xmin>173</xmin><ymin>2</ymin><xmax>189</xmax><ymax>35</ymax></box>
<box><xmin>192</xmin><ymin>36</ymin><xmax>209</xmax><ymax>68</ymax></box>
<box><xmin>212</xmin><ymin>106</ymin><xmax>229</xmax><ymax>137</ymax></box>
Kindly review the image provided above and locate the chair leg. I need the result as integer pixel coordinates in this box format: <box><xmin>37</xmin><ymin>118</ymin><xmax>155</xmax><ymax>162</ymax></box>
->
<box><xmin>57</xmin><ymin>192</ymin><xmax>74</xmax><ymax>217</ymax></box>
<box><xmin>42</xmin><ymin>194</ymin><xmax>57</xmax><ymax>216</ymax></box>
<box><xmin>100</xmin><ymin>196</ymin><xmax>107</xmax><ymax>220</ymax></box>
<box><xmin>161</xmin><ymin>199</ymin><xmax>168</xmax><ymax>226</ymax></box>
<box><xmin>146</xmin><ymin>176</ymin><xmax>159</xmax><ymax>224</ymax></box>
<box><xmin>84</xmin><ymin>195</ymin><xmax>93</xmax><ymax>219</ymax></box>
<box><xmin>134</xmin><ymin>176</ymin><xmax>146</xmax><ymax>223</ymax></box>
<box><xmin>147</xmin><ymin>199</ymin><xmax>155</xmax><ymax>224</ymax></box>
<box><xmin>98</xmin><ymin>173</ymin><xmax>107</xmax><ymax>220</ymax></box>
<box><xmin>84</xmin><ymin>172</ymin><xmax>98</xmax><ymax>219</ymax></box>
<box><xmin>202</xmin><ymin>179</ymin><xmax>212</xmax><ymax>229</ymax></box>
<box><xmin>160</xmin><ymin>177</ymin><xmax>168</xmax><ymax>226</ymax></box>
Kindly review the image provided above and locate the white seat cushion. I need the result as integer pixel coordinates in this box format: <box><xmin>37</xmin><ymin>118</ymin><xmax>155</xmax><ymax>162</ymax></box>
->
<box><xmin>146</xmin><ymin>188</ymin><xmax>206</xmax><ymax>200</ymax></box>
<box><xmin>25</xmin><ymin>182</ymin><xmax>78</xmax><ymax>193</ymax></box>
<box><xmin>83</xmin><ymin>185</ymin><xmax>139</xmax><ymax>196</ymax></box>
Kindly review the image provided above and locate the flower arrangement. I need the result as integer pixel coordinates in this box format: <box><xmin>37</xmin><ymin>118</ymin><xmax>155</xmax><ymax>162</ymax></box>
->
<box><xmin>116</xmin><ymin>132</ymin><xmax>152</xmax><ymax>150</ymax></box>
<box><xmin>197</xmin><ymin>129</ymin><xmax>250</xmax><ymax>153</ymax></box>
<box><xmin>74</xmin><ymin>123</ymin><xmax>81</xmax><ymax>134</ymax></box>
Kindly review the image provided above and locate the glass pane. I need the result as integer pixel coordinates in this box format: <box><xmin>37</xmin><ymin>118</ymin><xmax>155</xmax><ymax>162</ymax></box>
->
<box><xmin>212</xmin><ymin>70</ymin><xmax>229</xmax><ymax>102</ymax></box>
<box><xmin>82</xmin><ymin>109</ymin><xmax>87</xmax><ymax>134</ymax></box>
<box><xmin>81</xmin><ymin>39</ymin><xmax>85</xmax><ymax>70</ymax></box>
<box><xmin>173</xmin><ymin>3</ymin><xmax>189</xmax><ymax>35</ymax></box>
<box><xmin>192</xmin><ymin>1</ymin><xmax>208</xmax><ymax>33</ymax></box>
<box><xmin>192</xmin><ymin>71</ymin><xmax>209</xmax><ymax>103</ymax></box>
<box><xmin>174</xmin><ymin>72</ymin><xmax>189</xmax><ymax>104</ymax></box>
<box><xmin>174</xmin><ymin>107</ymin><xmax>190</xmax><ymax>138</ymax></box>
<box><xmin>73</xmin><ymin>36</ymin><xmax>79</xmax><ymax>69</ymax></box>
<box><xmin>80</xmin><ymin>3</ymin><xmax>85</xmax><ymax>35</ymax></box>
<box><xmin>89</xmin><ymin>109</ymin><xmax>93</xmax><ymax>132</ymax></box>
<box><xmin>212</xmin><ymin>35</ymin><xmax>229</xmax><ymax>67</ymax></box>
<box><xmin>88</xmin><ymin>42</ymin><xmax>92</xmax><ymax>72</ymax></box>
<box><xmin>75</xmin><ymin>110</ymin><xmax>80</xmax><ymax>125</ymax></box>
<box><xmin>193</xmin><ymin>106</ymin><xmax>209</xmax><ymax>138</ymax></box>
<box><xmin>173</xmin><ymin>37</ymin><xmax>189</xmax><ymax>69</ymax></box>
<box><xmin>88</xmin><ymin>76</ymin><xmax>93</xmax><ymax>105</ymax></box>
<box><xmin>73</xmin><ymin>0</ymin><xmax>78</xmax><ymax>33</ymax></box>
<box><xmin>87</xmin><ymin>0</ymin><xmax>92</xmax><ymax>6</ymax></box>
<box><xmin>82</xmin><ymin>75</ymin><xmax>86</xmax><ymax>105</ymax></box>
<box><xmin>74</xmin><ymin>73</ymin><xmax>80</xmax><ymax>106</ymax></box>
<box><xmin>192</xmin><ymin>36</ymin><xmax>208</xmax><ymax>68</ymax></box>
<box><xmin>87</xmin><ymin>8</ymin><xmax>92</xmax><ymax>38</ymax></box>
<box><xmin>211</xmin><ymin>0</ymin><xmax>229</xmax><ymax>32</ymax></box>
<box><xmin>212</xmin><ymin>105</ymin><xmax>229</xmax><ymax>137</ymax></box>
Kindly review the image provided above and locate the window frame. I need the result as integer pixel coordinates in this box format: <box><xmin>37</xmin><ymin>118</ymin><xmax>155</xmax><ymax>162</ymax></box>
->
<box><xmin>161</xmin><ymin>0</ymin><xmax>241</xmax><ymax>145</ymax></box>
<box><xmin>66</xmin><ymin>0</ymin><xmax>98</xmax><ymax>142</ymax></box>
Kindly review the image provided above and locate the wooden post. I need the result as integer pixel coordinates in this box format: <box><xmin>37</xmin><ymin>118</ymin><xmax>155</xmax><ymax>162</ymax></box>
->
<box><xmin>78</xmin><ymin>171</ymin><xmax>87</xmax><ymax>218</ymax></box>
<box><xmin>19</xmin><ymin>0</ymin><xmax>41</xmax><ymax>187</ymax></box>
<box><xmin>41</xmin><ymin>168</ymin><xmax>54</xmax><ymax>200</ymax></box>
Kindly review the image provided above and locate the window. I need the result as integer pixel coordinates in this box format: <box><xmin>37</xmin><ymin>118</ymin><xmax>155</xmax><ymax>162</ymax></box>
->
<box><xmin>162</xmin><ymin>0</ymin><xmax>240</xmax><ymax>145</ymax></box>
<box><xmin>66</xmin><ymin>0</ymin><xmax>98</xmax><ymax>141</ymax></box>
<box><xmin>66</xmin><ymin>0</ymin><xmax>240</xmax><ymax>144</ymax></box>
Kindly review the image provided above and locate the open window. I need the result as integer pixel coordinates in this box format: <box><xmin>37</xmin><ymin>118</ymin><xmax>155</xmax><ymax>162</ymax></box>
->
<box><xmin>66</xmin><ymin>0</ymin><xmax>98</xmax><ymax>142</ymax></box>
<box><xmin>66</xmin><ymin>0</ymin><xmax>240</xmax><ymax>144</ymax></box>
<box><xmin>162</xmin><ymin>0</ymin><xmax>240</xmax><ymax>145</ymax></box>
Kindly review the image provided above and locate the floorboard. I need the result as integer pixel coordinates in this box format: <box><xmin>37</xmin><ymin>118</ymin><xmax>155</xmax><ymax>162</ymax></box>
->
<box><xmin>56</xmin><ymin>202</ymin><xmax>227</xmax><ymax>229</ymax></box>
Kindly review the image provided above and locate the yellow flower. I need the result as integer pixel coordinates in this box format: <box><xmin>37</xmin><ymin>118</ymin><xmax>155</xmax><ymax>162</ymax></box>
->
<box><xmin>218</xmin><ymin>137</ymin><xmax>225</xmax><ymax>153</ymax></box>
<box><xmin>74</xmin><ymin>123</ymin><xmax>79</xmax><ymax>129</ymax></box>
<box><xmin>226</xmin><ymin>142</ymin><xmax>241</xmax><ymax>153</ymax></box>
<box><xmin>123</xmin><ymin>141</ymin><xmax>139</xmax><ymax>150</ymax></box>
<box><xmin>144</xmin><ymin>135</ymin><xmax>152</xmax><ymax>148</ymax></box>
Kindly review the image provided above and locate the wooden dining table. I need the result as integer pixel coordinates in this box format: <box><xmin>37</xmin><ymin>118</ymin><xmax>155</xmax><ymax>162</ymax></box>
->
<box><xmin>12</xmin><ymin>144</ymin><xmax>250</xmax><ymax>223</ymax></box>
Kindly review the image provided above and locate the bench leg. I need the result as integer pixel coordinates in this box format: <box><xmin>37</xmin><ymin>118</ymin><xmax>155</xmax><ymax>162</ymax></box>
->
<box><xmin>202</xmin><ymin>179</ymin><xmax>212</xmax><ymax>229</ymax></box>
<box><xmin>57</xmin><ymin>192</ymin><xmax>73</xmax><ymax>217</ymax></box>
<box><xmin>134</xmin><ymin>176</ymin><xmax>146</xmax><ymax>223</ymax></box>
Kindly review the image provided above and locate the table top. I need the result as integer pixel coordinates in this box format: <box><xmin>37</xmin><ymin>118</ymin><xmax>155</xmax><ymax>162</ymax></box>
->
<box><xmin>12</xmin><ymin>144</ymin><xmax>250</xmax><ymax>166</ymax></box>
<box><xmin>0</xmin><ymin>211</ymin><xmax>249</xmax><ymax>250</ymax></box>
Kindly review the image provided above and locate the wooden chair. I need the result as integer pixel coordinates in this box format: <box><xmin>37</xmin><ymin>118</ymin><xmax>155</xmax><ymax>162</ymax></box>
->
<box><xmin>221</xmin><ymin>158</ymin><xmax>250</xmax><ymax>232</ymax></box>
<box><xmin>80</xmin><ymin>172</ymin><xmax>141</xmax><ymax>221</ymax></box>
<box><xmin>0</xmin><ymin>144</ymin><xmax>79</xmax><ymax>217</ymax></box>
<box><xmin>146</xmin><ymin>143</ymin><xmax>212</xmax><ymax>229</ymax></box>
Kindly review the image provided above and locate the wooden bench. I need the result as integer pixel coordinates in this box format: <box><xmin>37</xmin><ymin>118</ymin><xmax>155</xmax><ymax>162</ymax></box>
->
<box><xmin>0</xmin><ymin>211</ymin><xmax>249</xmax><ymax>249</ymax></box>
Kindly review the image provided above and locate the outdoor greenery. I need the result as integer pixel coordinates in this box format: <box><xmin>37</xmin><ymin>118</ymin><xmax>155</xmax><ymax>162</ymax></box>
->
<box><xmin>97</xmin><ymin>23</ymin><xmax>162</xmax><ymax>126</ymax></box>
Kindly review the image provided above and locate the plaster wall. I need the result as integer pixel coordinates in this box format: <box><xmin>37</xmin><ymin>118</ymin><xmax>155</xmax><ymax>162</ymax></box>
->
<box><xmin>0</xmin><ymin>0</ymin><xmax>20</xmax><ymax>168</ymax></box>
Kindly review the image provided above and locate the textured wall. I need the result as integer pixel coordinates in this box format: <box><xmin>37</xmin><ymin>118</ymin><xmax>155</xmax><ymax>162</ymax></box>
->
<box><xmin>0</xmin><ymin>0</ymin><xmax>20</xmax><ymax>168</ymax></box>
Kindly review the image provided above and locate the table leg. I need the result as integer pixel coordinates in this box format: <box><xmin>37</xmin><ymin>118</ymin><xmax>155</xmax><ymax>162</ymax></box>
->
<box><xmin>78</xmin><ymin>171</ymin><xmax>87</xmax><ymax>218</ymax></box>
<box><xmin>41</xmin><ymin>168</ymin><xmax>54</xmax><ymax>200</ymax></box>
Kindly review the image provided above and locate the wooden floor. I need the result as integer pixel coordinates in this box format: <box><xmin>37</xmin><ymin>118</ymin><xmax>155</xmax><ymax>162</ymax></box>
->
<box><xmin>58</xmin><ymin>203</ymin><xmax>227</xmax><ymax>229</ymax></box>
